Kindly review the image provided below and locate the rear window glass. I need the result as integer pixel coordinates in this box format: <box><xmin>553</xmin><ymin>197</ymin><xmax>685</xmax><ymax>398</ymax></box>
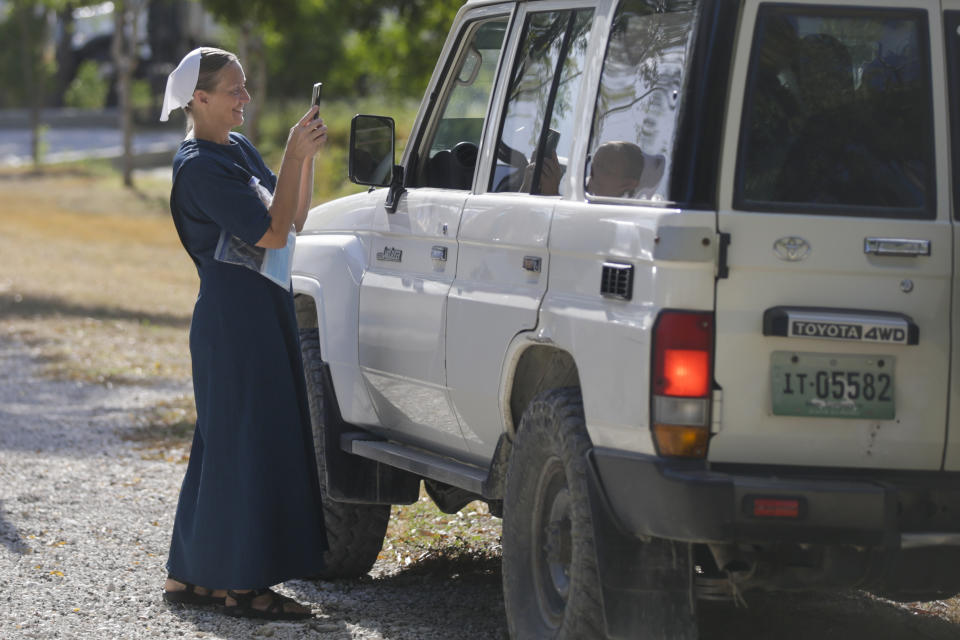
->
<box><xmin>735</xmin><ymin>6</ymin><xmax>935</xmax><ymax>218</ymax></box>
<box><xmin>490</xmin><ymin>9</ymin><xmax>595</xmax><ymax>195</ymax></box>
<box><xmin>587</xmin><ymin>0</ymin><xmax>700</xmax><ymax>203</ymax></box>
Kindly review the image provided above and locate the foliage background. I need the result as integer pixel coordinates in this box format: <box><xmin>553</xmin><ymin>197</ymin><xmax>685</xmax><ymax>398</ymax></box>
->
<box><xmin>0</xmin><ymin>0</ymin><xmax>463</xmax><ymax>198</ymax></box>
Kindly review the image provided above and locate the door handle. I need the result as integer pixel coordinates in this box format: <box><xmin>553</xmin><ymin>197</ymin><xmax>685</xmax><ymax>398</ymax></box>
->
<box><xmin>522</xmin><ymin>256</ymin><xmax>542</xmax><ymax>273</ymax></box>
<box><xmin>864</xmin><ymin>238</ymin><xmax>931</xmax><ymax>257</ymax></box>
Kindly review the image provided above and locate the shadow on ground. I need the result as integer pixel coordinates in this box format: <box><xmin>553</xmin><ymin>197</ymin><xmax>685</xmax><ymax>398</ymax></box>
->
<box><xmin>0</xmin><ymin>292</ymin><xmax>189</xmax><ymax>329</ymax></box>
<box><xmin>159</xmin><ymin>551</ymin><xmax>960</xmax><ymax>639</ymax></box>
<box><xmin>699</xmin><ymin>590</ymin><xmax>960</xmax><ymax>640</ymax></box>
<box><xmin>0</xmin><ymin>500</ymin><xmax>28</xmax><ymax>555</ymax></box>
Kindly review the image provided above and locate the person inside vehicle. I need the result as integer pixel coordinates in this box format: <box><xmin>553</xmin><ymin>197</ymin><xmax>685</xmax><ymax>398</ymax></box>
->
<box><xmin>586</xmin><ymin>140</ymin><xmax>649</xmax><ymax>198</ymax></box>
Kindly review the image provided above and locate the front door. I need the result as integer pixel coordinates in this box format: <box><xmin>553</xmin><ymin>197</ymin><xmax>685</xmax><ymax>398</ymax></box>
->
<box><xmin>358</xmin><ymin>13</ymin><xmax>510</xmax><ymax>454</ymax></box>
<box><xmin>711</xmin><ymin>0</ymin><xmax>953</xmax><ymax>470</ymax></box>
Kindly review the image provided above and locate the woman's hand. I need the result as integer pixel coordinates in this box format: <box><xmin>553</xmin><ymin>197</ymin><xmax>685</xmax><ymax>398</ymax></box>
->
<box><xmin>285</xmin><ymin>106</ymin><xmax>328</xmax><ymax>161</ymax></box>
<box><xmin>257</xmin><ymin>107</ymin><xmax>326</xmax><ymax>248</ymax></box>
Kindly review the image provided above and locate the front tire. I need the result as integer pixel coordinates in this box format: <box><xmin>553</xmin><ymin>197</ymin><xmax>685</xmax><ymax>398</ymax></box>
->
<box><xmin>299</xmin><ymin>328</ymin><xmax>390</xmax><ymax>579</ymax></box>
<box><xmin>502</xmin><ymin>388</ymin><xmax>604</xmax><ymax>639</ymax></box>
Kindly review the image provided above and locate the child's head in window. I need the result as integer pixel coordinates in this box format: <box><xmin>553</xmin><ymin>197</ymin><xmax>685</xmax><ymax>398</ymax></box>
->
<box><xmin>587</xmin><ymin>141</ymin><xmax>647</xmax><ymax>198</ymax></box>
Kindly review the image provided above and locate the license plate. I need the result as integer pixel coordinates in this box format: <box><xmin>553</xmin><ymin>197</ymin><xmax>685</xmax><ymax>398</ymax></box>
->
<box><xmin>770</xmin><ymin>351</ymin><xmax>895</xmax><ymax>419</ymax></box>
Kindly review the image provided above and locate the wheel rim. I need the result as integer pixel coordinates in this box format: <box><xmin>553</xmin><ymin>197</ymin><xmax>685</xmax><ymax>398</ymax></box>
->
<box><xmin>532</xmin><ymin>455</ymin><xmax>573</xmax><ymax>628</ymax></box>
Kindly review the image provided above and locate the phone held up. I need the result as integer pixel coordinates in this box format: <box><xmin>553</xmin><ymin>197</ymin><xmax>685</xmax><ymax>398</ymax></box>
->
<box><xmin>545</xmin><ymin>128</ymin><xmax>560</xmax><ymax>157</ymax></box>
<box><xmin>311</xmin><ymin>82</ymin><xmax>323</xmax><ymax>120</ymax></box>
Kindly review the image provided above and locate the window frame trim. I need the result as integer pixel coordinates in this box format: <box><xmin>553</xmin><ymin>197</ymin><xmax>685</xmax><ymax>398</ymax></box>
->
<box><xmin>403</xmin><ymin>3</ymin><xmax>516</xmax><ymax>191</ymax></box>
<box><xmin>486</xmin><ymin>5</ymin><xmax>599</xmax><ymax>196</ymax></box>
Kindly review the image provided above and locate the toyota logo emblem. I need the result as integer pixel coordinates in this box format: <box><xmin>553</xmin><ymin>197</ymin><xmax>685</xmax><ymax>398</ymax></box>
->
<box><xmin>773</xmin><ymin>236</ymin><xmax>811</xmax><ymax>261</ymax></box>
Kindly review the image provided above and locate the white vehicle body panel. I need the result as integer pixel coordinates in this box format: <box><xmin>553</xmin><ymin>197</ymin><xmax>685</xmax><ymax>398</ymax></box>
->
<box><xmin>293</xmin><ymin>191</ymin><xmax>380</xmax><ymax>427</ymax></box>
<box><xmin>447</xmin><ymin>193</ymin><xmax>554</xmax><ymax>459</ymax></box>
<box><xmin>543</xmin><ymin>205</ymin><xmax>716</xmax><ymax>453</ymax></box>
<box><xmin>359</xmin><ymin>189</ymin><xmax>468</xmax><ymax>453</ymax></box>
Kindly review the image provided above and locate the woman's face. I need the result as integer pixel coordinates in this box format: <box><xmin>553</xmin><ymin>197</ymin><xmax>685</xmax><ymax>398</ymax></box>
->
<box><xmin>198</xmin><ymin>61</ymin><xmax>250</xmax><ymax>131</ymax></box>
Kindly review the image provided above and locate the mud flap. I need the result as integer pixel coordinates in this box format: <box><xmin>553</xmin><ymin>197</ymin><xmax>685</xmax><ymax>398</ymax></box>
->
<box><xmin>585</xmin><ymin>450</ymin><xmax>697</xmax><ymax>639</ymax></box>
<box><xmin>316</xmin><ymin>361</ymin><xmax>420</xmax><ymax>505</ymax></box>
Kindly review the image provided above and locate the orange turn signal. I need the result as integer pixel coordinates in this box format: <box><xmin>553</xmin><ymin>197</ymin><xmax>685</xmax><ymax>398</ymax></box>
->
<box><xmin>651</xmin><ymin>424</ymin><xmax>709</xmax><ymax>458</ymax></box>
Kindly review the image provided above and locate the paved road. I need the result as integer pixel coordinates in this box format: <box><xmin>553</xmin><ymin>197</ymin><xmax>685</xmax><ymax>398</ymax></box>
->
<box><xmin>0</xmin><ymin>127</ymin><xmax>183</xmax><ymax>167</ymax></box>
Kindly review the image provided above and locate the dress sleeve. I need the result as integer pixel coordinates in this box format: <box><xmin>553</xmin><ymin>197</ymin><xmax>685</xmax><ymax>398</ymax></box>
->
<box><xmin>173</xmin><ymin>155</ymin><xmax>273</xmax><ymax>246</ymax></box>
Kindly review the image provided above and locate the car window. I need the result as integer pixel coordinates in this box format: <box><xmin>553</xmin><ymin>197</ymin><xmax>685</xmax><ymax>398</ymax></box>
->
<box><xmin>490</xmin><ymin>9</ymin><xmax>595</xmax><ymax>195</ymax></box>
<box><xmin>413</xmin><ymin>17</ymin><xmax>509</xmax><ymax>190</ymax></box>
<box><xmin>735</xmin><ymin>6</ymin><xmax>935</xmax><ymax>218</ymax></box>
<box><xmin>587</xmin><ymin>0</ymin><xmax>700</xmax><ymax>203</ymax></box>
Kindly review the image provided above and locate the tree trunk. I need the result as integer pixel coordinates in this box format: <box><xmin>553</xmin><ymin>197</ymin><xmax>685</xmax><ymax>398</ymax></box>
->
<box><xmin>112</xmin><ymin>0</ymin><xmax>145</xmax><ymax>188</ymax></box>
<box><xmin>16</xmin><ymin>2</ymin><xmax>44</xmax><ymax>171</ymax></box>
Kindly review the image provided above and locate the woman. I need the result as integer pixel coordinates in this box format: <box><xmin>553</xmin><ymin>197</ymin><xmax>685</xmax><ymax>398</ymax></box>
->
<box><xmin>158</xmin><ymin>47</ymin><xmax>328</xmax><ymax>621</ymax></box>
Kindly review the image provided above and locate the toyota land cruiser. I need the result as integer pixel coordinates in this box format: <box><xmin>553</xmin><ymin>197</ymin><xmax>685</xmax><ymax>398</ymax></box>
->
<box><xmin>291</xmin><ymin>0</ymin><xmax>960</xmax><ymax>637</ymax></box>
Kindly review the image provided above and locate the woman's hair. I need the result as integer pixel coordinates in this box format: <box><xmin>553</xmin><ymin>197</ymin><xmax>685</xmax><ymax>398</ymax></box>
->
<box><xmin>183</xmin><ymin>47</ymin><xmax>238</xmax><ymax>131</ymax></box>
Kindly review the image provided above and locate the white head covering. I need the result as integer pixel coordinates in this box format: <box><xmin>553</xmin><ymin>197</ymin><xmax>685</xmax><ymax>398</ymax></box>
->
<box><xmin>160</xmin><ymin>48</ymin><xmax>203</xmax><ymax>122</ymax></box>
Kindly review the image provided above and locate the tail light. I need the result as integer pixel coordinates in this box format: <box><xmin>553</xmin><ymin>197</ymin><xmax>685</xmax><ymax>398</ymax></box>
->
<box><xmin>651</xmin><ymin>310</ymin><xmax>713</xmax><ymax>458</ymax></box>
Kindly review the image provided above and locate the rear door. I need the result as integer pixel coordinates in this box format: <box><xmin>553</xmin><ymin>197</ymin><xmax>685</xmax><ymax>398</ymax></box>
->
<box><xmin>446</xmin><ymin>2</ymin><xmax>599</xmax><ymax>460</ymax></box>
<box><xmin>941</xmin><ymin>4</ymin><xmax>960</xmax><ymax>469</ymax></box>
<box><xmin>711</xmin><ymin>0</ymin><xmax>953</xmax><ymax>470</ymax></box>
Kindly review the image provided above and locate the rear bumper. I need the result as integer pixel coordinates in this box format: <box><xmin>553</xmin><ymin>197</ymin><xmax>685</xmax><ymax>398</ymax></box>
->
<box><xmin>589</xmin><ymin>447</ymin><xmax>960</xmax><ymax>548</ymax></box>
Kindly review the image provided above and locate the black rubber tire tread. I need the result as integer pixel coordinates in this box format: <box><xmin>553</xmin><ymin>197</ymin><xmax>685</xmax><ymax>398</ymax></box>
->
<box><xmin>502</xmin><ymin>387</ymin><xmax>605</xmax><ymax>640</ymax></box>
<box><xmin>299</xmin><ymin>328</ymin><xmax>390</xmax><ymax>579</ymax></box>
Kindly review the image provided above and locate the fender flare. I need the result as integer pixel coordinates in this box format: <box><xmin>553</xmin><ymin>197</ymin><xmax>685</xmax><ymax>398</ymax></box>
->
<box><xmin>292</xmin><ymin>234</ymin><xmax>379</xmax><ymax>427</ymax></box>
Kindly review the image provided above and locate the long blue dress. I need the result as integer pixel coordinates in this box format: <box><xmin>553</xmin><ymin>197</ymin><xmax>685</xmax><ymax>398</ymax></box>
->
<box><xmin>166</xmin><ymin>132</ymin><xmax>327</xmax><ymax>589</ymax></box>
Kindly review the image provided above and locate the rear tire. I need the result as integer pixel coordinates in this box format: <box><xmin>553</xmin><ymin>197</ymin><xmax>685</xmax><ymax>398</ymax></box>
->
<box><xmin>300</xmin><ymin>328</ymin><xmax>390</xmax><ymax>579</ymax></box>
<box><xmin>503</xmin><ymin>387</ymin><xmax>698</xmax><ymax>639</ymax></box>
<box><xmin>502</xmin><ymin>388</ymin><xmax>604</xmax><ymax>639</ymax></box>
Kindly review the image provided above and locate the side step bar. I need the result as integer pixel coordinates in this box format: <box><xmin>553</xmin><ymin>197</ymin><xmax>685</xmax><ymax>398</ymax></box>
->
<box><xmin>342</xmin><ymin>433</ymin><xmax>489</xmax><ymax>496</ymax></box>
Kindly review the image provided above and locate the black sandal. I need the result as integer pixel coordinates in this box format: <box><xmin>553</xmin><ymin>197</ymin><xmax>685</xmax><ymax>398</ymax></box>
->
<box><xmin>163</xmin><ymin>576</ymin><xmax>226</xmax><ymax>607</ymax></box>
<box><xmin>224</xmin><ymin>588</ymin><xmax>313</xmax><ymax>621</ymax></box>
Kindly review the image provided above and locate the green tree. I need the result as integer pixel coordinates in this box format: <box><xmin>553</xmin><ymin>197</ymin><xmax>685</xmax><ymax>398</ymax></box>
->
<box><xmin>196</xmin><ymin>0</ymin><xmax>303</xmax><ymax>143</ymax></box>
<box><xmin>196</xmin><ymin>0</ymin><xmax>463</xmax><ymax>106</ymax></box>
<box><xmin>64</xmin><ymin>60</ymin><xmax>110</xmax><ymax>109</ymax></box>
<box><xmin>336</xmin><ymin>0</ymin><xmax>464</xmax><ymax>97</ymax></box>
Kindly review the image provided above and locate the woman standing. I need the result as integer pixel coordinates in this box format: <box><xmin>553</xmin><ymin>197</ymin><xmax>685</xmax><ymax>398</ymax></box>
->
<box><xmin>158</xmin><ymin>47</ymin><xmax>328</xmax><ymax>620</ymax></box>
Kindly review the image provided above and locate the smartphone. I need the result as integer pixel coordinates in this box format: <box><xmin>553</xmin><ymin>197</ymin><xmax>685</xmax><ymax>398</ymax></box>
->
<box><xmin>545</xmin><ymin>128</ymin><xmax>560</xmax><ymax>156</ymax></box>
<box><xmin>311</xmin><ymin>82</ymin><xmax>323</xmax><ymax>119</ymax></box>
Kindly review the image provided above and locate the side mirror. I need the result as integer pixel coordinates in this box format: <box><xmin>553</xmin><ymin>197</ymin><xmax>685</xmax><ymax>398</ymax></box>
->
<box><xmin>349</xmin><ymin>115</ymin><xmax>395</xmax><ymax>187</ymax></box>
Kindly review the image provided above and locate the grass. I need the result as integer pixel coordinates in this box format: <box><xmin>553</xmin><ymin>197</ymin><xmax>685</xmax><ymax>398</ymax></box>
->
<box><xmin>0</xmin><ymin>167</ymin><xmax>195</xmax><ymax>386</ymax></box>
<box><xmin>0</xmin><ymin>98</ymin><xmax>422</xmax><ymax>387</ymax></box>
<box><xmin>380</xmin><ymin>493</ymin><xmax>502</xmax><ymax>578</ymax></box>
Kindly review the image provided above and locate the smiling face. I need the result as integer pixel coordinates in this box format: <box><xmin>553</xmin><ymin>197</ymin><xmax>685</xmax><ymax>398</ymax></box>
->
<box><xmin>192</xmin><ymin>60</ymin><xmax>250</xmax><ymax>139</ymax></box>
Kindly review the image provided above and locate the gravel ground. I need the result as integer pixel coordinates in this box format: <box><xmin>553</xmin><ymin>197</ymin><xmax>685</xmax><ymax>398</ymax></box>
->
<box><xmin>4</xmin><ymin>331</ymin><xmax>960</xmax><ymax>640</ymax></box>
<box><xmin>0</xmin><ymin>336</ymin><xmax>506</xmax><ymax>640</ymax></box>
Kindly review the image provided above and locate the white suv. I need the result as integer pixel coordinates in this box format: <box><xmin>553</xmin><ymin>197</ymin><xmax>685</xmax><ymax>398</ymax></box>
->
<box><xmin>292</xmin><ymin>0</ymin><xmax>960</xmax><ymax>637</ymax></box>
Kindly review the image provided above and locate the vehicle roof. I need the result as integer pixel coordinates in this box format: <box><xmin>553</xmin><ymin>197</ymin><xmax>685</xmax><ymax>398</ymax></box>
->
<box><xmin>463</xmin><ymin>0</ymin><xmax>520</xmax><ymax>7</ymax></box>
